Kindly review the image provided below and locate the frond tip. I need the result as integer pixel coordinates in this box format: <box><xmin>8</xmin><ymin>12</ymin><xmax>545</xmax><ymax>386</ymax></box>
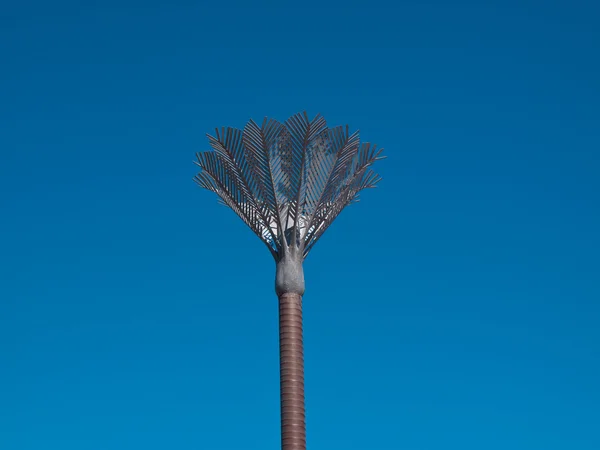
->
<box><xmin>194</xmin><ymin>111</ymin><xmax>384</xmax><ymax>259</ymax></box>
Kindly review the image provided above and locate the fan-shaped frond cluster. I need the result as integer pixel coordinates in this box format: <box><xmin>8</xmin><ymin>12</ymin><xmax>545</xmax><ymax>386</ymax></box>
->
<box><xmin>194</xmin><ymin>112</ymin><xmax>384</xmax><ymax>259</ymax></box>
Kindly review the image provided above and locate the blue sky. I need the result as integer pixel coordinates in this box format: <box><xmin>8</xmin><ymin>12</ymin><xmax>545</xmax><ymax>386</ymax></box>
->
<box><xmin>1</xmin><ymin>1</ymin><xmax>599</xmax><ymax>449</ymax></box>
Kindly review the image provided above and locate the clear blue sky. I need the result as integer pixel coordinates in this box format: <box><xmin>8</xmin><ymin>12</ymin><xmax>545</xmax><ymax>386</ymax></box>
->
<box><xmin>1</xmin><ymin>1</ymin><xmax>599</xmax><ymax>449</ymax></box>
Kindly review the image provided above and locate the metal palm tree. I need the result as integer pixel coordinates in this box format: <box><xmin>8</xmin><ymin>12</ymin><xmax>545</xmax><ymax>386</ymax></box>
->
<box><xmin>194</xmin><ymin>111</ymin><xmax>384</xmax><ymax>450</ymax></box>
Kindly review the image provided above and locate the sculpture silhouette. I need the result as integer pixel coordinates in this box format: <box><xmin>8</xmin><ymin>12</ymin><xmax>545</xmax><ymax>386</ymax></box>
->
<box><xmin>194</xmin><ymin>111</ymin><xmax>384</xmax><ymax>450</ymax></box>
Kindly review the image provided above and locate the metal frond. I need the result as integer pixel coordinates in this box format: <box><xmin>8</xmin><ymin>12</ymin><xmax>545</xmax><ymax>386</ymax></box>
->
<box><xmin>194</xmin><ymin>112</ymin><xmax>384</xmax><ymax>260</ymax></box>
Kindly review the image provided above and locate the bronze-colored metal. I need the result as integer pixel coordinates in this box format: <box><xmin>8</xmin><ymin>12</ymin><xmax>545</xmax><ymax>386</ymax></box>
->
<box><xmin>193</xmin><ymin>112</ymin><xmax>384</xmax><ymax>450</ymax></box>
<box><xmin>278</xmin><ymin>293</ymin><xmax>306</xmax><ymax>450</ymax></box>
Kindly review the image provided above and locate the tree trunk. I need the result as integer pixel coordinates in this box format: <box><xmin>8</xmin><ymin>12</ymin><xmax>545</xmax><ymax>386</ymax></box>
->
<box><xmin>278</xmin><ymin>292</ymin><xmax>306</xmax><ymax>450</ymax></box>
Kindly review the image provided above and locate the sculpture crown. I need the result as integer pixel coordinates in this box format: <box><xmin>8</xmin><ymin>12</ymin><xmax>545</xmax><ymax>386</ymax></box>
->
<box><xmin>194</xmin><ymin>111</ymin><xmax>384</xmax><ymax>260</ymax></box>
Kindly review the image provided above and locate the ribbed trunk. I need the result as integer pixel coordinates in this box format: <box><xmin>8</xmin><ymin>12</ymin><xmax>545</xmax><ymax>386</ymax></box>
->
<box><xmin>278</xmin><ymin>292</ymin><xmax>306</xmax><ymax>450</ymax></box>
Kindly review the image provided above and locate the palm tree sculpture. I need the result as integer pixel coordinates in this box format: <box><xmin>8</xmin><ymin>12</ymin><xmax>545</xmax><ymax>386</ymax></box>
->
<box><xmin>194</xmin><ymin>112</ymin><xmax>384</xmax><ymax>450</ymax></box>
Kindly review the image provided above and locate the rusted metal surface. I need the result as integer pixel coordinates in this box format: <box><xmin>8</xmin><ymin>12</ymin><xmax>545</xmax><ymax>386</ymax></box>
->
<box><xmin>278</xmin><ymin>292</ymin><xmax>306</xmax><ymax>450</ymax></box>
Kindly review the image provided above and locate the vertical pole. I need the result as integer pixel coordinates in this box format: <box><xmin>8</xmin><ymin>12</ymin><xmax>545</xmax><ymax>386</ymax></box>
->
<box><xmin>278</xmin><ymin>292</ymin><xmax>306</xmax><ymax>450</ymax></box>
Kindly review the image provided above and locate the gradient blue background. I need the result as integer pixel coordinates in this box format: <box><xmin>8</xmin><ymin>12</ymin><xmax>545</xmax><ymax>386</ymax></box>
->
<box><xmin>1</xmin><ymin>1</ymin><xmax>599</xmax><ymax>449</ymax></box>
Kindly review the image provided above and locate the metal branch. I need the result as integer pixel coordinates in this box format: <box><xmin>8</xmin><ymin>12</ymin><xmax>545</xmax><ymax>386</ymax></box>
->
<box><xmin>195</xmin><ymin>112</ymin><xmax>383</xmax><ymax>260</ymax></box>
